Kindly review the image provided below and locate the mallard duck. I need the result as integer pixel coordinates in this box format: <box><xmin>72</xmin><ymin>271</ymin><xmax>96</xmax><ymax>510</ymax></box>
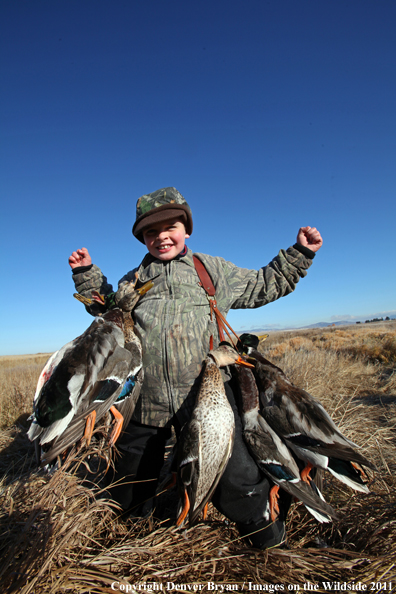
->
<box><xmin>87</xmin><ymin>279</ymin><xmax>152</xmax><ymax>435</ymax></box>
<box><xmin>233</xmin><ymin>363</ymin><xmax>338</xmax><ymax>523</ymax></box>
<box><xmin>176</xmin><ymin>344</ymin><xmax>254</xmax><ymax>527</ymax></box>
<box><xmin>28</xmin><ymin>277</ymin><xmax>153</xmax><ymax>466</ymax></box>
<box><xmin>238</xmin><ymin>334</ymin><xmax>376</xmax><ymax>493</ymax></box>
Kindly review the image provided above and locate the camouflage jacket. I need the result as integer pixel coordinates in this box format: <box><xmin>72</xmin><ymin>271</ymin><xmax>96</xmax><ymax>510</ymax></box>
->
<box><xmin>72</xmin><ymin>245</ymin><xmax>313</xmax><ymax>427</ymax></box>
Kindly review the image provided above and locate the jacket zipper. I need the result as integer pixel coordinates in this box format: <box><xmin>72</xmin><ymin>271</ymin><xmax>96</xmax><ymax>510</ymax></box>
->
<box><xmin>163</xmin><ymin>260</ymin><xmax>175</xmax><ymax>417</ymax></box>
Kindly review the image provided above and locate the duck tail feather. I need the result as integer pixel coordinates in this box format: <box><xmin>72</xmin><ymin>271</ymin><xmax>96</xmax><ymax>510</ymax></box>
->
<box><xmin>304</xmin><ymin>505</ymin><xmax>333</xmax><ymax>523</ymax></box>
<box><xmin>327</xmin><ymin>467</ymin><xmax>370</xmax><ymax>493</ymax></box>
<box><xmin>27</xmin><ymin>420</ymin><xmax>43</xmax><ymax>442</ymax></box>
<box><xmin>273</xmin><ymin>476</ymin><xmax>338</xmax><ymax>522</ymax></box>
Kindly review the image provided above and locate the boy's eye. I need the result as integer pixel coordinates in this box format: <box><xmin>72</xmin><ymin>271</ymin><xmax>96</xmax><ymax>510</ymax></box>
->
<box><xmin>144</xmin><ymin>221</ymin><xmax>179</xmax><ymax>236</ymax></box>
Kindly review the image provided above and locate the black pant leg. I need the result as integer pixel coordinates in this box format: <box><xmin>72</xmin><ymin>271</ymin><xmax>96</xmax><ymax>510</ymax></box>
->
<box><xmin>105</xmin><ymin>421</ymin><xmax>171</xmax><ymax>515</ymax></box>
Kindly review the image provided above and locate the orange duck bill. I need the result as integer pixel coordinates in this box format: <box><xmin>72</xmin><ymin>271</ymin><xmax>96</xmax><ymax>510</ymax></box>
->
<box><xmin>235</xmin><ymin>355</ymin><xmax>255</xmax><ymax>368</ymax></box>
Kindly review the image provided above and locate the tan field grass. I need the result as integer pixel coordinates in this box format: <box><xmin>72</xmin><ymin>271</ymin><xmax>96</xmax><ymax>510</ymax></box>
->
<box><xmin>0</xmin><ymin>324</ymin><xmax>396</xmax><ymax>592</ymax></box>
<box><xmin>0</xmin><ymin>353</ymin><xmax>51</xmax><ymax>430</ymax></box>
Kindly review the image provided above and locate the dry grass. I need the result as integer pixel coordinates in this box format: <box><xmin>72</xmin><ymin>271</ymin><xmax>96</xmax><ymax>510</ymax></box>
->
<box><xmin>0</xmin><ymin>354</ymin><xmax>51</xmax><ymax>430</ymax></box>
<box><xmin>1</xmin><ymin>324</ymin><xmax>396</xmax><ymax>592</ymax></box>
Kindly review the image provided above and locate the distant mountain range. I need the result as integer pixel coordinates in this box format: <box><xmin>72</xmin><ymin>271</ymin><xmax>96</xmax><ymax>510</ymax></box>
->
<box><xmin>303</xmin><ymin>320</ymin><xmax>358</xmax><ymax>329</ymax></box>
<box><xmin>238</xmin><ymin>316</ymin><xmax>396</xmax><ymax>334</ymax></box>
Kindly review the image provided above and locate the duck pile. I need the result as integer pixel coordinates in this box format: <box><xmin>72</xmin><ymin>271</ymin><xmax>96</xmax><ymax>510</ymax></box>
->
<box><xmin>174</xmin><ymin>334</ymin><xmax>375</xmax><ymax>527</ymax></box>
<box><xmin>231</xmin><ymin>333</ymin><xmax>376</xmax><ymax>524</ymax></box>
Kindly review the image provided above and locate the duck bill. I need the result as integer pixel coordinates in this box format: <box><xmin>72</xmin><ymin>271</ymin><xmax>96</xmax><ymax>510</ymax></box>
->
<box><xmin>245</xmin><ymin>355</ymin><xmax>257</xmax><ymax>364</ymax></box>
<box><xmin>73</xmin><ymin>293</ymin><xmax>93</xmax><ymax>306</ymax></box>
<box><xmin>235</xmin><ymin>356</ymin><xmax>255</xmax><ymax>368</ymax></box>
<box><xmin>91</xmin><ymin>290</ymin><xmax>106</xmax><ymax>305</ymax></box>
<box><xmin>137</xmin><ymin>280</ymin><xmax>154</xmax><ymax>296</ymax></box>
<box><xmin>258</xmin><ymin>333</ymin><xmax>269</xmax><ymax>343</ymax></box>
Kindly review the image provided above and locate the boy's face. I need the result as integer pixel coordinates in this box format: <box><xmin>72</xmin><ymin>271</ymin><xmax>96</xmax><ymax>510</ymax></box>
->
<box><xmin>142</xmin><ymin>217</ymin><xmax>190</xmax><ymax>261</ymax></box>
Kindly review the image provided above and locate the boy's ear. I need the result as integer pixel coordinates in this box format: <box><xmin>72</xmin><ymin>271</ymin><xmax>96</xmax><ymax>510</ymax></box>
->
<box><xmin>185</xmin><ymin>233</ymin><xmax>190</xmax><ymax>239</ymax></box>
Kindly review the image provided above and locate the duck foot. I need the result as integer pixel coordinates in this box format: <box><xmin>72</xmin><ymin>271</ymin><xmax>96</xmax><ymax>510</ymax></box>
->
<box><xmin>81</xmin><ymin>410</ymin><xmax>97</xmax><ymax>447</ymax></box>
<box><xmin>351</xmin><ymin>461</ymin><xmax>369</xmax><ymax>482</ymax></box>
<box><xmin>202</xmin><ymin>501</ymin><xmax>209</xmax><ymax>521</ymax></box>
<box><xmin>176</xmin><ymin>490</ymin><xmax>190</xmax><ymax>526</ymax></box>
<box><xmin>108</xmin><ymin>406</ymin><xmax>124</xmax><ymax>446</ymax></box>
<box><xmin>300</xmin><ymin>462</ymin><xmax>314</xmax><ymax>485</ymax></box>
<box><xmin>269</xmin><ymin>485</ymin><xmax>280</xmax><ymax>522</ymax></box>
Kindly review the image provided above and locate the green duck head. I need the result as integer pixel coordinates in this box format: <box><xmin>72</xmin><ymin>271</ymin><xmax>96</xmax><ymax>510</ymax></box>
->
<box><xmin>237</xmin><ymin>333</ymin><xmax>269</xmax><ymax>354</ymax></box>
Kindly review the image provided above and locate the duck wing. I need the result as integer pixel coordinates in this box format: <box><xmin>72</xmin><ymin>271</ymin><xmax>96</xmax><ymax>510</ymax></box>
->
<box><xmin>233</xmin><ymin>364</ymin><xmax>337</xmax><ymax>522</ymax></box>
<box><xmin>189</xmin><ymin>424</ymin><xmax>234</xmax><ymax>526</ymax></box>
<box><xmin>32</xmin><ymin>339</ymin><xmax>77</xmax><ymax>404</ymax></box>
<box><xmin>112</xmin><ymin>366</ymin><xmax>144</xmax><ymax>433</ymax></box>
<box><xmin>28</xmin><ymin>313</ymin><xmax>130</xmax><ymax>463</ymax></box>
<box><xmin>27</xmin><ymin>339</ymin><xmax>77</xmax><ymax>443</ymax></box>
<box><xmin>249</xmin><ymin>349</ymin><xmax>376</xmax><ymax>490</ymax></box>
<box><xmin>244</xmin><ymin>414</ymin><xmax>337</xmax><ymax>522</ymax></box>
<box><xmin>249</xmin><ymin>348</ymin><xmax>342</xmax><ymax>440</ymax></box>
<box><xmin>40</xmin><ymin>345</ymin><xmax>133</xmax><ymax>465</ymax></box>
<box><xmin>109</xmin><ymin>334</ymin><xmax>144</xmax><ymax>432</ymax></box>
<box><xmin>177</xmin><ymin>418</ymin><xmax>201</xmax><ymax>523</ymax></box>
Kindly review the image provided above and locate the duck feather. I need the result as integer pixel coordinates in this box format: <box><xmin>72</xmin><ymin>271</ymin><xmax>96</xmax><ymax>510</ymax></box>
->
<box><xmin>240</xmin><ymin>340</ymin><xmax>376</xmax><ymax>493</ymax></box>
<box><xmin>28</xmin><ymin>281</ymin><xmax>150</xmax><ymax>466</ymax></box>
<box><xmin>234</xmin><ymin>365</ymin><xmax>338</xmax><ymax>523</ymax></box>
<box><xmin>176</xmin><ymin>345</ymin><xmax>239</xmax><ymax>526</ymax></box>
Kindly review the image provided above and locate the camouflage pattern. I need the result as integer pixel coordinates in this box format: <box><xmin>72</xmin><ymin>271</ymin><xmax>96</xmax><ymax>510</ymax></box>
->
<box><xmin>135</xmin><ymin>187</ymin><xmax>190</xmax><ymax>218</ymax></box>
<box><xmin>72</xmin><ymin>264</ymin><xmax>113</xmax><ymax>299</ymax></box>
<box><xmin>72</xmin><ymin>246</ymin><xmax>313</xmax><ymax>428</ymax></box>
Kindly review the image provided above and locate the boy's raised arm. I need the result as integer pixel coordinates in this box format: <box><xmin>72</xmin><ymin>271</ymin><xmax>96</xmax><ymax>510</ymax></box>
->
<box><xmin>217</xmin><ymin>226</ymin><xmax>323</xmax><ymax>311</ymax></box>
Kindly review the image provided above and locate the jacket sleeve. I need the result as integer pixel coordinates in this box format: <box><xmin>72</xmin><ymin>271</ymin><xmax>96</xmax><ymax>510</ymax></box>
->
<box><xmin>222</xmin><ymin>245</ymin><xmax>315</xmax><ymax>309</ymax></box>
<box><xmin>72</xmin><ymin>264</ymin><xmax>114</xmax><ymax>300</ymax></box>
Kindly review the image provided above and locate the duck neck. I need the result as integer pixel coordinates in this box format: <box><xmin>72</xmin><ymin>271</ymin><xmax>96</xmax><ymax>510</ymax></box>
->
<box><xmin>196</xmin><ymin>357</ymin><xmax>225</xmax><ymax>404</ymax></box>
<box><xmin>235</xmin><ymin>366</ymin><xmax>260</xmax><ymax>414</ymax></box>
<box><xmin>122</xmin><ymin>314</ymin><xmax>136</xmax><ymax>344</ymax></box>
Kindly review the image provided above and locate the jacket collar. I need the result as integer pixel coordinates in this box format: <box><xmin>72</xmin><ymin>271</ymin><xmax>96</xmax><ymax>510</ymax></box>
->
<box><xmin>137</xmin><ymin>247</ymin><xmax>195</xmax><ymax>282</ymax></box>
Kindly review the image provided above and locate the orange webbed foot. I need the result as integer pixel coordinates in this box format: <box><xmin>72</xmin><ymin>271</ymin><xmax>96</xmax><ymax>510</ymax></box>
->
<box><xmin>176</xmin><ymin>490</ymin><xmax>190</xmax><ymax>527</ymax></box>
<box><xmin>202</xmin><ymin>501</ymin><xmax>209</xmax><ymax>521</ymax></box>
<box><xmin>82</xmin><ymin>410</ymin><xmax>97</xmax><ymax>447</ymax></box>
<box><xmin>300</xmin><ymin>463</ymin><xmax>314</xmax><ymax>485</ymax></box>
<box><xmin>108</xmin><ymin>406</ymin><xmax>124</xmax><ymax>446</ymax></box>
<box><xmin>351</xmin><ymin>461</ymin><xmax>369</xmax><ymax>482</ymax></box>
<box><xmin>269</xmin><ymin>485</ymin><xmax>280</xmax><ymax>522</ymax></box>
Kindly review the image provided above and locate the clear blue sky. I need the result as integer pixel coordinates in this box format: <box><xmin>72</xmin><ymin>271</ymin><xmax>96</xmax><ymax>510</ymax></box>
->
<box><xmin>1</xmin><ymin>0</ymin><xmax>395</xmax><ymax>355</ymax></box>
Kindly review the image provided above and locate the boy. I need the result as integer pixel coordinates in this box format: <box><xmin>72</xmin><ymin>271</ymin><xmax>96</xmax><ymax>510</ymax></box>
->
<box><xmin>69</xmin><ymin>187</ymin><xmax>323</xmax><ymax>549</ymax></box>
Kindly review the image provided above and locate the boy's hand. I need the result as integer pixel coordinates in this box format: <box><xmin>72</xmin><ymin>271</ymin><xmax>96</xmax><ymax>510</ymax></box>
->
<box><xmin>69</xmin><ymin>247</ymin><xmax>92</xmax><ymax>269</ymax></box>
<box><xmin>296</xmin><ymin>227</ymin><xmax>323</xmax><ymax>253</ymax></box>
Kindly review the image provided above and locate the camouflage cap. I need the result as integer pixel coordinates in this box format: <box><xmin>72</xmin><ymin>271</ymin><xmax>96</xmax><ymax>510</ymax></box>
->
<box><xmin>132</xmin><ymin>187</ymin><xmax>193</xmax><ymax>243</ymax></box>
